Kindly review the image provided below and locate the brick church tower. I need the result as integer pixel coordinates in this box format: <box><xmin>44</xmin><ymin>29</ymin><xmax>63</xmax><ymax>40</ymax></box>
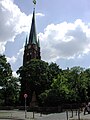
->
<box><xmin>23</xmin><ymin>8</ymin><xmax>41</xmax><ymax>65</ymax></box>
<box><xmin>20</xmin><ymin>2</ymin><xmax>41</xmax><ymax>106</ymax></box>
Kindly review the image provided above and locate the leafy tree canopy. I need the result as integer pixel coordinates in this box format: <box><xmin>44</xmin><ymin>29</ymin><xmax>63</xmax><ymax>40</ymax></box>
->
<box><xmin>0</xmin><ymin>55</ymin><xmax>20</xmax><ymax>106</ymax></box>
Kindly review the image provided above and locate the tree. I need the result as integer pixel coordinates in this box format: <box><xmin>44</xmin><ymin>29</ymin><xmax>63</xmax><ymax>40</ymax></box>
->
<box><xmin>48</xmin><ymin>63</ymin><xmax>61</xmax><ymax>80</ymax></box>
<box><xmin>46</xmin><ymin>62</ymin><xmax>61</xmax><ymax>89</ymax></box>
<box><xmin>0</xmin><ymin>55</ymin><xmax>12</xmax><ymax>85</ymax></box>
<box><xmin>17</xmin><ymin>59</ymin><xmax>49</xmax><ymax>105</ymax></box>
<box><xmin>0</xmin><ymin>55</ymin><xmax>12</xmax><ymax>105</ymax></box>
<box><xmin>68</xmin><ymin>66</ymin><xmax>88</xmax><ymax>103</ymax></box>
<box><xmin>84</xmin><ymin>68</ymin><xmax>90</xmax><ymax>101</ymax></box>
<box><xmin>39</xmin><ymin>66</ymin><xmax>89</xmax><ymax>106</ymax></box>
<box><xmin>0</xmin><ymin>55</ymin><xmax>20</xmax><ymax>106</ymax></box>
<box><xmin>17</xmin><ymin>58</ymin><xmax>90</xmax><ymax>106</ymax></box>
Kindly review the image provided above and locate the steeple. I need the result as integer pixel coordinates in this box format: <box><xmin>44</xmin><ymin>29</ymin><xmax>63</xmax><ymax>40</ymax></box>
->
<box><xmin>29</xmin><ymin>8</ymin><xmax>37</xmax><ymax>45</ymax></box>
<box><xmin>23</xmin><ymin>0</ymin><xmax>41</xmax><ymax>65</ymax></box>
<box><xmin>21</xmin><ymin>0</ymin><xmax>41</xmax><ymax>106</ymax></box>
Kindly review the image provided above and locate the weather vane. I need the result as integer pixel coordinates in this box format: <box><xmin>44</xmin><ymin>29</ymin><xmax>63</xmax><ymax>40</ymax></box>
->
<box><xmin>33</xmin><ymin>0</ymin><xmax>36</xmax><ymax>8</ymax></box>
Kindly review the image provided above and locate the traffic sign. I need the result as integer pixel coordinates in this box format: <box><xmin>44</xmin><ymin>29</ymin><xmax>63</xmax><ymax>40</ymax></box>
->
<box><xmin>24</xmin><ymin>94</ymin><xmax>28</xmax><ymax>98</ymax></box>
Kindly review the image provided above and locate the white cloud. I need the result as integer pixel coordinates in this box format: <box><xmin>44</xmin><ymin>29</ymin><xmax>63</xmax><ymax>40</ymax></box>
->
<box><xmin>36</xmin><ymin>13</ymin><xmax>45</xmax><ymax>17</ymax></box>
<box><xmin>7</xmin><ymin>56</ymin><xmax>17</xmax><ymax>63</ymax></box>
<box><xmin>39</xmin><ymin>19</ymin><xmax>90</xmax><ymax>62</ymax></box>
<box><xmin>6</xmin><ymin>47</ymin><xmax>24</xmax><ymax>71</ymax></box>
<box><xmin>0</xmin><ymin>42</ymin><xmax>6</xmax><ymax>54</ymax></box>
<box><xmin>12</xmin><ymin>71</ymin><xmax>19</xmax><ymax>77</ymax></box>
<box><xmin>1</xmin><ymin>0</ymin><xmax>90</xmax><ymax>71</ymax></box>
<box><xmin>0</xmin><ymin>0</ymin><xmax>29</xmax><ymax>53</ymax></box>
<box><xmin>7</xmin><ymin>47</ymin><xmax>24</xmax><ymax>65</ymax></box>
<box><xmin>0</xmin><ymin>0</ymin><xmax>44</xmax><ymax>54</ymax></box>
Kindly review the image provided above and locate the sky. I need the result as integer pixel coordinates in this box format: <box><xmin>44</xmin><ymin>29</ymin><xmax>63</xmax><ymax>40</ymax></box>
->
<box><xmin>0</xmin><ymin>0</ymin><xmax>90</xmax><ymax>76</ymax></box>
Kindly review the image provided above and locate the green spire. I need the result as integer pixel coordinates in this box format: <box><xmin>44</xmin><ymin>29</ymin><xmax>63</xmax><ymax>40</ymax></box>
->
<box><xmin>32</xmin><ymin>34</ymin><xmax>36</xmax><ymax>44</ymax></box>
<box><xmin>28</xmin><ymin>7</ymin><xmax>37</xmax><ymax>45</ymax></box>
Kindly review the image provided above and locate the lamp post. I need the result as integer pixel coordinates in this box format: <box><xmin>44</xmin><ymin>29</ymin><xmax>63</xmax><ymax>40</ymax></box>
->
<box><xmin>24</xmin><ymin>94</ymin><xmax>28</xmax><ymax>118</ymax></box>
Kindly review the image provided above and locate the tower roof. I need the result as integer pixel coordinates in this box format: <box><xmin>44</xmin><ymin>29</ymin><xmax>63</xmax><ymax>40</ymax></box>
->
<box><xmin>29</xmin><ymin>8</ymin><xmax>37</xmax><ymax>45</ymax></box>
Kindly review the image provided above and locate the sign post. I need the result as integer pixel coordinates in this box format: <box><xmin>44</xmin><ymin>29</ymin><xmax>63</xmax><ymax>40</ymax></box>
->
<box><xmin>24</xmin><ymin>94</ymin><xmax>28</xmax><ymax>119</ymax></box>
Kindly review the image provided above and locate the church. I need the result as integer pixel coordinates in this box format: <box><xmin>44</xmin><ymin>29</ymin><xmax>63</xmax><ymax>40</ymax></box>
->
<box><xmin>23</xmin><ymin>9</ymin><xmax>41</xmax><ymax>65</ymax></box>
<box><xmin>20</xmin><ymin>1</ymin><xmax>41</xmax><ymax>106</ymax></box>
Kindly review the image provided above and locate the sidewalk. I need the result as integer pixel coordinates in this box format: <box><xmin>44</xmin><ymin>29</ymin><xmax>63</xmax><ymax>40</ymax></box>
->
<box><xmin>69</xmin><ymin>111</ymin><xmax>90</xmax><ymax>120</ymax></box>
<box><xmin>0</xmin><ymin>110</ymin><xmax>90</xmax><ymax>120</ymax></box>
<box><xmin>0</xmin><ymin>110</ymin><xmax>36</xmax><ymax>120</ymax></box>
<box><xmin>0</xmin><ymin>110</ymin><xmax>67</xmax><ymax>120</ymax></box>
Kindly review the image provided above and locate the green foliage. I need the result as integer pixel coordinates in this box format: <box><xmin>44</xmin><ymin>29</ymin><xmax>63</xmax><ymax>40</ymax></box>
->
<box><xmin>0</xmin><ymin>55</ymin><xmax>12</xmax><ymax>86</ymax></box>
<box><xmin>17</xmin><ymin>57</ymin><xmax>90</xmax><ymax>106</ymax></box>
<box><xmin>17</xmin><ymin>59</ymin><xmax>62</xmax><ymax>105</ymax></box>
<box><xmin>48</xmin><ymin>63</ymin><xmax>61</xmax><ymax>83</ymax></box>
<box><xmin>39</xmin><ymin>66</ymin><xmax>90</xmax><ymax>106</ymax></box>
<box><xmin>0</xmin><ymin>55</ymin><xmax>20</xmax><ymax>106</ymax></box>
<box><xmin>0</xmin><ymin>54</ymin><xmax>90</xmax><ymax>107</ymax></box>
<box><xmin>39</xmin><ymin>89</ymin><xmax>59</xmax><ymax>106</ymax></box>
<box><xmin>17</xmin><ymin>59</ymin><xmax>49</xmax><ymax>96</ymax></box>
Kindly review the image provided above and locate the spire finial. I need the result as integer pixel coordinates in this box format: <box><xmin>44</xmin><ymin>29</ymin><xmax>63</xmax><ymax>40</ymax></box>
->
<box><xmin>33</xmin><ymin>0</ymin><xmax>36</xmax><ymax>9</ymax></box>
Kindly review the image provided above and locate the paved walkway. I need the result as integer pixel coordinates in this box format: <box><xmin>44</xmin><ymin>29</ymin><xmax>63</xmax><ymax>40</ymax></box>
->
<box><xmin>69</xmin><ymin>111</ymin><xmax>90</xmax><ymax>120</ymax></box>
<box><xmin>0</xmin><ymin>110</ymin><xmax>69</xmax><ymax>120</ymax></box>
<box><xmin>0</xmin><ymin>110</ymin><xmax>90</xmax><ymax>120</ymax></box>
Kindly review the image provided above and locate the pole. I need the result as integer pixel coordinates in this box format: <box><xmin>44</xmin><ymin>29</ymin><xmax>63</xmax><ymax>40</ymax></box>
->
<box><xmin>25</xmin><ymin>97</ymin><xmax>27</xmax><ymax>118</ymax></box>
<box><xmin>66</xmin><ymin>110</ymin><xmax>69</xmax><ymax>120</ymax></box>
<box><xmin>78</xmin><ymin>109</ymin><xmax>80</xmax><ymax>120</ymax></box>
<box><xmin>71</xmin><ymin>109</ymin><xmax>73</xmax><ymax>118</ymax></box>
<box><xmin>32</xmin><ymin>107</ymin><xmax>35</xmax><ymax>119</ymax></box>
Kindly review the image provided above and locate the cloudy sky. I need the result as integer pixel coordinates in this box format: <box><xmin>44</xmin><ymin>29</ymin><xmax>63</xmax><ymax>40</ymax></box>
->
<box><xmin>0</xmin><ymin>0</ymin><xmax>90</xmax><ymax>76</ymax></box>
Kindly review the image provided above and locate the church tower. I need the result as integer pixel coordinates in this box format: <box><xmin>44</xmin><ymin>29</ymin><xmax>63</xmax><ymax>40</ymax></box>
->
<box><xmin>20</xmin><ymin>1</ymin><xmax>41</xmax><ymax>106</ymax></box>
<box><xmin>23</xmin><ymin>7</ymin><xmax>41</xmax><ymax>65</ymax></box>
